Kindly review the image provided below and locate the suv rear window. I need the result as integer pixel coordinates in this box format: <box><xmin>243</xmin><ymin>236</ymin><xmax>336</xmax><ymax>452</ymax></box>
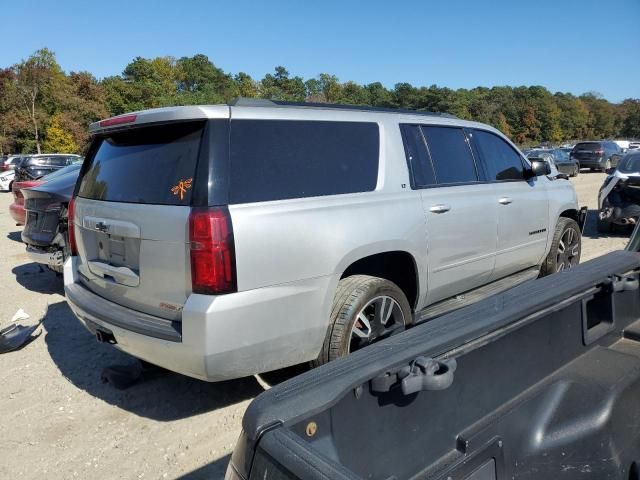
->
<box><xmin>574</xmin><ymin>142</ymin><xmax>601</xmax><ymax>151</ymax></box>
<box><xmin>229</xmin><ymin>120</ymin><xmax>379</xmax><ymax>203</ymax></box>
<box><xmin>78</xmin><ymin>122</ymin><xmax>203</xmax><ymax>205</ymax></box>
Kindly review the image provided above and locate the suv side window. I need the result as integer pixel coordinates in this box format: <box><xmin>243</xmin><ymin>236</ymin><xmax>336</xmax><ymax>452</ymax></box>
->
<box><xmin>420</xmin><ymin>126</ymin><xmax>478</xmax><ymax>184</ymax></box>
<box><xmin>399</xmin><ymin>124</ymin><xmax>436</xmax><ymax>188</ymax></box>
<box><xmin>229</xmin><ymin>120</ymin><xmax>379</xmax><ymax>203</ymax></box>
<box><xmin>469</xmin><ymin>129</ymin><xmax>524</xmax><ymax>181</ymax></box>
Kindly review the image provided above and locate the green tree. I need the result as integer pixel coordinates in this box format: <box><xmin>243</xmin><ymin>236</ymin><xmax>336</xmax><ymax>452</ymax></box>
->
<box><xmin>621</xmin><ymin>99</ymin><xmax>640</xmax><ymax>138</ymax></box>
<box><xmin>259</xmin><ymin>66</ymin><xmax>305</xmax><ymax>101</ymax></box>
<box><xmin>234</xmin><ymin>72</ymin><xmax>258</xmax><ymax>98</ymax></box>
<box><xmin>43</xmin><ymin>113</ymin><xmax>78</xmax><ymax>153</ymax></box>
<box><xmin>12</xmin><ymin>48</ymin><xmax>63</xmax><ymax>153</ymax></box>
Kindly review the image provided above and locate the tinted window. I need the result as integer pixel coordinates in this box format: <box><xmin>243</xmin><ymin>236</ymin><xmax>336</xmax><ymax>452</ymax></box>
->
<box><xmin>471</xmin><ymin>129</ymin><xmax>524</xmax><ymax>181</ymax></box>
<box><xmin>400</xmin><ymin>124</ymin><xmax>436</xmax><ymax>187</ymax></box>
<box><xmin>552</xmin><ymin>149</ymin><xmax>569</xmax><ymax>161</ymax></box>
<box><xmin>44</xmin><ymin>156</ymin><xmax>69</xmax><ymax>166</ymax></box>
<box><xmin>420</xmin><ymin>126</ymin><xmax>477</xmax><ymax>184</ymax></box>
<box><xmin>78</xmin><ymin>122</ymin><xmax>203</xmax><ymax>205</ymax></box>
<box><xmin>617</xmin><ymin>153</ymin><xmax>640</xmax><ymax>173</ymax></box>
<box><xmin>574</xmin><ymin>142</ymin><xmax>601</xmax><ymax>152</ymax></box>
<box><xmin>229</xmin><ymin>120</ymin><xmax>379</xmax><ymax>203</ymax></box>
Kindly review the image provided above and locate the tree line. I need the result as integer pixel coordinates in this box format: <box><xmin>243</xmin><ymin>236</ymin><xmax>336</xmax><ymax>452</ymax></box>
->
<box><xmin>1</xmin><ymin>48</ymin><xmax>638</xmax><ymax>154</ymax></box>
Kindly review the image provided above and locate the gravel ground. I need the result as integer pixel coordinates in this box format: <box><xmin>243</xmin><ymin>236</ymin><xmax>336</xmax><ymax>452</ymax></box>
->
<box><xmin>0</xmin><ymin>171</ymin><xmax>630</xmax><ymax>479</ymax></box>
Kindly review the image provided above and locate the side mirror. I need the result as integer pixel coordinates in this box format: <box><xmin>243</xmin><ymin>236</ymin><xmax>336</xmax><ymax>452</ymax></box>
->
<box><xmin>525</xmin><ymin>159</ymin><xmax>551</xmax><ymax>178</ymax></box>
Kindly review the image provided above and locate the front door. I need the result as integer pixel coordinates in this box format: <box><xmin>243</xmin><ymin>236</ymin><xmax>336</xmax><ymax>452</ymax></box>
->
<box><xmin>466</xmin><ymin>128</ymin><xmax>549</xmax><ymax>280</ymax></box>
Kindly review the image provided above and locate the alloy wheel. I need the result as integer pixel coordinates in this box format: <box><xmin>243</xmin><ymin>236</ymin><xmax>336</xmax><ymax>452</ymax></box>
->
<box><xmin>349</xmin><ymin>296</ymin><xmax>405</xmax><ymax>353</ymax></box>
<box><xmin>556</xmin><ymin>228</ymin><xmax>580</xmax><ymax>272</ymax></box>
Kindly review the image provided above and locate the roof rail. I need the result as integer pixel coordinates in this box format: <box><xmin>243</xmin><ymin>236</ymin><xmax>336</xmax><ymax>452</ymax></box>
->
<box><xmin>228</xmin><ymin>97</ymin><xmax>458</xmax><ymax>119</ymax></box>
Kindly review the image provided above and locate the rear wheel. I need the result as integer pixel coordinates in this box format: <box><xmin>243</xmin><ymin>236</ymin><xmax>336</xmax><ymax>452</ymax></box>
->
<box><xmin>315</xmin><ymin>275</ymin><xmax>411</xmax><ymax>365</ymax></box>
<box><xmin>572</xmin><ymin>166</ymin><xmax>579</xmax><ymax>177</ymax></box>
<box><xmin>540</xmin><ymin>218</ymin><xmax>581</xmax><ymax>276</ymax></box>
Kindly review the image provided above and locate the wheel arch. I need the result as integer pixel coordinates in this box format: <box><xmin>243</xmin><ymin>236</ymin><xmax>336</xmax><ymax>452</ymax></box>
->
<box><xmin>339</xmin><ymin>250</ymin><xmax>420</xmax><ymax>313</ymax></box>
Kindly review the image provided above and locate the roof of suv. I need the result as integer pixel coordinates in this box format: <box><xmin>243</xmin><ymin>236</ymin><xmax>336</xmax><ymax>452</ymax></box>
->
<box><xmin>88</xmin><ymin>98</ymin><xmax>504</xmax><ymax>138</ymax></box>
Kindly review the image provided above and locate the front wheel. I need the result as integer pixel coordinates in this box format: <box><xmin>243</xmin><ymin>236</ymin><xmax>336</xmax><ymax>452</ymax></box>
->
<box><xmin>540</xmin><ymin>218</ymin><xmax>582</xmax><ymax>276</ymax></box>
<box><xmin>314</xmin><ymin>275</ymin><xmax>411</xmax><ymax>366</ymax></box>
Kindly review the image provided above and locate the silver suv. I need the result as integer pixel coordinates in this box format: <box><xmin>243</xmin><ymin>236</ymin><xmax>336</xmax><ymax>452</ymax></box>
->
<box><xmin>64</xmin><ymin>99</ymin><xmax>583</xmax><ymax>381</ymax></box>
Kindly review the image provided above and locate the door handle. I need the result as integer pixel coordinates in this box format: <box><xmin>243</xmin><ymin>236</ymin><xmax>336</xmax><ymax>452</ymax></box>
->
<box><xmin>498</xmin><ymin>197</ymin><xmax>513</xmax><ymax>205</ymax></box>
<box><xmin>429</xmin><ymin>204</ymin><xmax>451</xmax><ymax>214</ymax></box>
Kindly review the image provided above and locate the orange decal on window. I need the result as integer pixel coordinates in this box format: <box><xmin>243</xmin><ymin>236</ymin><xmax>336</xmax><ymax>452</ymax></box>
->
<box><xmin>171</xmin><ymin>178</ymin><xmax>193</xmax><ymax>200</ymax></box>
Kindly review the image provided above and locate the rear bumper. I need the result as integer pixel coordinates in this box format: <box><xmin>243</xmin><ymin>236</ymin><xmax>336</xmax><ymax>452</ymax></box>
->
<box><xmin>63</xmin><ymin>257</ymin><xmax>335</xmax><ymax>381</ymax></box>
<box><xmin>9</xmin><ymin>202</ymin><xmax>25</xmax><ymax>224</ymax></box>
<box><xmin>578</xmin><ymin>158</ymin><xmax>605</xmax><ymax>168</ymax></box>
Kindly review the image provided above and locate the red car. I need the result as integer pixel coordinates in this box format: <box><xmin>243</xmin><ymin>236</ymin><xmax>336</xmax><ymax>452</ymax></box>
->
<box><xmin>9</xmin><ymin>180</ymin><xmax>44</xmax><ymax>225</ymax></box>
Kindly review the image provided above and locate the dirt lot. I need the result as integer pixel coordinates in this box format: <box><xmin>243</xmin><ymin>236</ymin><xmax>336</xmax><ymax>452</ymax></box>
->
<box><xmin>0</xmin><ymin>171</ymin><xmax>631</xmax><ymax>479</ymax></box>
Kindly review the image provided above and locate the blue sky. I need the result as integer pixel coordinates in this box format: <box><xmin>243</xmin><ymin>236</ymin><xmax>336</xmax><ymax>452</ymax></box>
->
<box><xmin>2</xmin><ymin>0</ymin><xmax>639</xmax><ymax>102</ymax></box>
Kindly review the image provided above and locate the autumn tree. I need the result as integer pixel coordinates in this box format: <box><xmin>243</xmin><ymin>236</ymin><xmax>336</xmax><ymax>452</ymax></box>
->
<box><xmin>43</xmin><ymin>113</ymin><xmax>78</xmax><ymax>153</ymax></box>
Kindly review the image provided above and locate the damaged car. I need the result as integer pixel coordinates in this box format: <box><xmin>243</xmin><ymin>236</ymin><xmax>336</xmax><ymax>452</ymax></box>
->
<box><xmin>598</xmin><ymin>150</ymin><xmax>640</xmax><ymax>233</ymax></box>
<box><xmin>21</xmin><ymin>164</ymin><xmax>81</xmax><ymax>273</ymax></box>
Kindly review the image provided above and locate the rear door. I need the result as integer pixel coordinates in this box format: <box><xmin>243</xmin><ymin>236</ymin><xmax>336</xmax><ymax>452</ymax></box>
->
<box><xmin>401</xmin><ymin>124</ymin><xmax>497</xmax><ymax>304</ymax></box>
<box><xmin>468</xmin><ymin>129</ymin><xmax>549</xmax><ymax>279</ymax></box>
<box><xmin>73</xmin><ymin>121</ymin><xmax>205</xmax><ymax>321</ymax></box>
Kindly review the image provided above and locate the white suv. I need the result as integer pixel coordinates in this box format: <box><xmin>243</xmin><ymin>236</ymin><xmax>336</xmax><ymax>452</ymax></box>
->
<box><xmin>64</xmin><ymin>99</ymin><xmax>583</xmax><ymax>381</ymax></box>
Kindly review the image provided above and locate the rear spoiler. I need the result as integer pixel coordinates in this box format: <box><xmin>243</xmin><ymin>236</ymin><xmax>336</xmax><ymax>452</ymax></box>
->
<box><xmin>89</xmin><ymin>105</ymin><xmax>229</xmax><ymax>135</ymax></box>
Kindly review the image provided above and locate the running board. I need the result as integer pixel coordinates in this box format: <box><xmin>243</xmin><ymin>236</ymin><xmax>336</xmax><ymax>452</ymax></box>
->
<box><xmin>415</xmin><ymin>267</ymin><xmax>540</xmax><ymax>324</ymax></box>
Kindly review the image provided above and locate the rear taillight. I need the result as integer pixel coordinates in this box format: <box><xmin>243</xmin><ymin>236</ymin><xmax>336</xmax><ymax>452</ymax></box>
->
<box><xmin>67</xmin><ymin>198</ymin><xmax>77</xmax><ymax>256</ymax></box>
<box><xmin>189</xmin><ymin>207</ymin><xmax>237</xmax><ymax>295</ymax></box>
<box><xmin>595</xmin><ymin>149</ymin><xmax>604</xmax><ymax>155</ymax></box>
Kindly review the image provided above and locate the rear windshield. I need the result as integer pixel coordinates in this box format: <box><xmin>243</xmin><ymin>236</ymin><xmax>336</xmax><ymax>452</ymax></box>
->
<box><xmin>229</xmin><ymin>120</ymin><xmax>379</xmax><ymax>203</ymax></box>
<box><xmin>618</xmin><ymin>153</ymin><xmax>640</xmax><ymax>173</ymax></box>
<box><xmin>78</xmin><ymin>122</ymin><xmax>203</xmax><ymax>205</ymax></box>
<box><xmin>573</xmin><ymin>142</ymin><xmax>601</xmax><ymax>151</ymax></box>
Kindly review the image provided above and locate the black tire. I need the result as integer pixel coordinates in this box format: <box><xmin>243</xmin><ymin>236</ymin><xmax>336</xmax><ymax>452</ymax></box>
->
<box><xmin>540</xmin><ymin>217</ymin><xmax>582</xmax><ymax>276</ymax></box>
<box><xmin>597</xmin><ymin>217</ymin><xmax>613</xmax><ymax>234</ymax></box>
<box><xmin>314</xmin><ymin>275</ymin><xmax>412</xmax><ymax>366</ymax></box>
<box><xmin>573</xmin><ymin>167</ymin><xmax>579</xmax><ymax>177</ymax></box>
<box><xmin>8</xmin><ymin>180</ymin><xmax>13</xmax><ymax>192</ymax></box>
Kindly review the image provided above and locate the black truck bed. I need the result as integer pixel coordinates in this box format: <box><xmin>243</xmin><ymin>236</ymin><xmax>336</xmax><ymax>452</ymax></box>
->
<box><xmin>228</xmin><ymin>251</ymin><xmax>640</xmax><ymax>480</ymax></box>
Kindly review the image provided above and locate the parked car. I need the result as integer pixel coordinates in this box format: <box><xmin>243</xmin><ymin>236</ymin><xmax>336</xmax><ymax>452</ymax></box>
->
<box><xmin>0</xmin><ymin>169</ymin><xmax>15</xmax><ymax>191</ymax></box>
<box><xmin>14</xmin><ymin>153</ymin><xmax>81</xmax><ymax>182</ymax></box>
<box><xmin>10</xmin><ymin>180</ymin><xmax>44</xmax><ymax>225</ymax></box>
<box><xmin>21</xmin><ymin>165</ymin><xmax>81</xmax><ymax>273</ymax></box>
<box><xmin>9</xmin><ymin>164</ymin><xmax>81</xmax><ymax>225</ymax></box>
<box><xmin>597</xmin><ymin>150</ymin><xmax>640</xmax><ymax>232</ymax></box>
<box><xmin>629</xmin><ymin>141</ymin><xmax>640</xmax><ymax>150</ymax></box>
<box><xmin>550</xmin><ymin>148</ymin><xmax>579</xmax><ymax>176</ymax></box>
<box><xmin>64</xmin><ymin>100</ymin><xmax>583</xmax><ymax>382</ymax></box>
<box><xmin>570</xmin><ymin>141</ymin><xmax>622</xmax><ymax>171</ymax></box>
<box><xmin>1</xmin><ymin>155</ymin><xmax>26</xmax><ymax>172</ymax></box>
<box><xmin>227</xmin><ymin>250</ymin><xmax>640</xmax><ymax>480</ymax></box>
<box><xmin>525</xmin><ymin>150</ymin><xmax>562</xmax><ymax>178</ymax></box>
